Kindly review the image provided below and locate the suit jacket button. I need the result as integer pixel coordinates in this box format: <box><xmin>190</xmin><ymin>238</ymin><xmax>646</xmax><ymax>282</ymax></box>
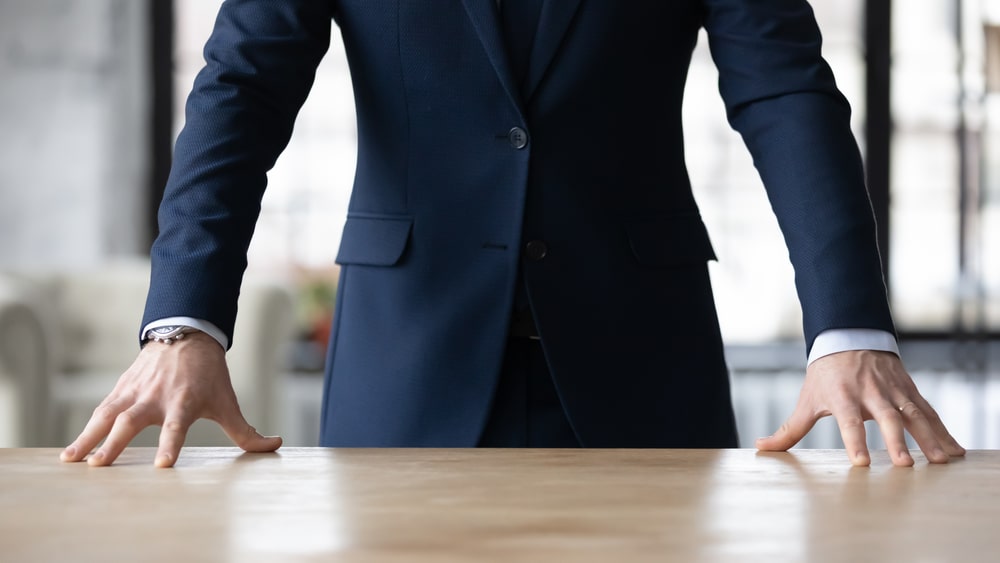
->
<box><xmin>508</xmin><ymin>127</ymin><xmax>529</xmax><ymax>149</ymax></box>
<box><xmin>525</xmin><ymin>240</ymin><xmax>548</xmax><ymax>261</ymax></box>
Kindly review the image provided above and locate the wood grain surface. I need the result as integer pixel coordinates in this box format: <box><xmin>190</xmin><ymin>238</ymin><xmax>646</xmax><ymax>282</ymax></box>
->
<box><xmin>0</xmin><ymin>448</ymin><xmax>996</xmax><ymax>562</ymax></box>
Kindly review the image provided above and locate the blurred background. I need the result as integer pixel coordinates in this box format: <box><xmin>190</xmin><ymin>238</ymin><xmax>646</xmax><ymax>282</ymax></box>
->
<box><xmin>1</xmin><ymin>0</ymin><xmax>998</xmax><ymax>449</ymax></box>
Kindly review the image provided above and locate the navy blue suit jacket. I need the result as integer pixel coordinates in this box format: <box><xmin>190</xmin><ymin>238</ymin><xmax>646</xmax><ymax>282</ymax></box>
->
<box><xmin>144</xmin><ymin>0</ymin><xmax>895</xmax><ymax>447</ymax></box>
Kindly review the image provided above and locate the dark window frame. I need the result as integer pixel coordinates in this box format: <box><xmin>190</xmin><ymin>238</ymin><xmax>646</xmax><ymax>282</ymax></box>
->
<box><xmin>148</xmin><ymin>0</ymin><xmax>174</xmax><ymax>247</ymax></box>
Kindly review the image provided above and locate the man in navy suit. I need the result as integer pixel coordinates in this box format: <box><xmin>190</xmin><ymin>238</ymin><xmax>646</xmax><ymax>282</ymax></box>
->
<box><xmin>62</xmin><ymin>0</ymin><xmax>964</xmax><ymax>467</ymax></box>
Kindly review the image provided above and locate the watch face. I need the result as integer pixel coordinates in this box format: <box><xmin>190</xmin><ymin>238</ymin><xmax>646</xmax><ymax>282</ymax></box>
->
<box><xmin>152</xmin><ymin>326</ymin><xmax>181</xmax><ymax>335</ymax></box>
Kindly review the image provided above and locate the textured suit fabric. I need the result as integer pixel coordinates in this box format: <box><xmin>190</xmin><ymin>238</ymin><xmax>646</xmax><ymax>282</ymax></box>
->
<box><xmin>143</xmin><ymin>0</ymin><xmax>895</xmax><ymax>448</ymax></box>
<box><xmin>477</xmin><ymin>339</ymin><xmax>580</xmax><ymax>447</ymax></box>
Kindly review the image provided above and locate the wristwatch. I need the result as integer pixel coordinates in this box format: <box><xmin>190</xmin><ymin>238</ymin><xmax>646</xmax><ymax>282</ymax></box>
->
<box><xmin>143</xmin><ymin>325</ymin><xmax>200</xmax><ymax>346</ymax></box>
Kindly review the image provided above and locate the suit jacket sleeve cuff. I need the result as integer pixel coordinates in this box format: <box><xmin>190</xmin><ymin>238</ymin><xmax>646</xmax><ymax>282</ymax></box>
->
<box><xmin>807</xmin><ymin>329</ymin><xmax>899</xmax><ymax>366</ymax></box>
<box><xmin>142</xmin><ymin>317</ymin><xmax>229</xmax><ymax>350</ymax></box>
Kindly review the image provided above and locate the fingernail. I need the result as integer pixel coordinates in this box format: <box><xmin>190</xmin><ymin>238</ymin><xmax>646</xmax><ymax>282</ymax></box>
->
<box><xmin>157</xmin><ymin>453</ymin><xmax>171</xmax><ymax>465</ymax></box>
<box><xmin>90</xmin><ymin>450</ymin><xmax>105</xmax><ymax>463</ymax></box>
<box><xmin>62</xmin><ymin>446</ymin><xmax>77</xmax><ymax>459</ymax></box>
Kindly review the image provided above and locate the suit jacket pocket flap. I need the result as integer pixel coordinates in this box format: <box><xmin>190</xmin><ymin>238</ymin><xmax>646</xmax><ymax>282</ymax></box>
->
<box><xmin>336</xmin><ymin>215</ymin><xmax>413</xmax><ymax>266</ymax></box>
<box><xmin>626</xmin><ymin>214</ymin><xmax>717</xmax><ymax>266</ymax></box>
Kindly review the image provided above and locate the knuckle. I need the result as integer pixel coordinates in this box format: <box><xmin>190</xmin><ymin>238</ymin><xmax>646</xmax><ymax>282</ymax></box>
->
<box><xmin>838</xmin><ymin>416</ymin><xmax>865</xmax><ymax>431</ymax></box>
<box><xmin>899</xmin><ymin>402</ymin><xmax>925</xmax><ymax>420</ymax></box>
<box><xmin>875</xmin><ymin>405</ymin><xmax>901</xmax><ymax>420</ymax></box>
<box><xmin>162</xmin><ymin>419</ymin><xmax>185</xmax><ymax>434</ymax></box>
<box><xmin>857</xmin><ymin>377</ymin><xmax>878</xmax><ymax>394</ymax></box>
<box><xmin>173</xmin><ymin>387</ymin><xmax>200</xmax><ymax>411</ymax></box>
<box><xmin>115</xmin><ymin>409</ymin><xmax>142</xmax><ymax>430</ymax></box>
<box><xmin>831</xmin><ymin>380</ymin><xmax>854</xmax><ymax>398</ymax></box>
<box><xmin>93</xmin><ymin>405</ymin><xmax>118</xmax><ymax>423</ymax></box>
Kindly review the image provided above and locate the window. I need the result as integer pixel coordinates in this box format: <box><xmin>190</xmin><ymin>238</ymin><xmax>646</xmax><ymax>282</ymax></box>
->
<box><xmin>684</xmin><ymin>1</ymin><xmax>866</xmax><ymax>344</ymax></box>
<box><xmin>892</xmin><ymin>0</ymin><xmax>1000</xmax><ymax>334</ymax></box>
<box><xmin>174</xmin><ymin>0</ymin><xmax>355</xmax><ymax>273</ymax></box>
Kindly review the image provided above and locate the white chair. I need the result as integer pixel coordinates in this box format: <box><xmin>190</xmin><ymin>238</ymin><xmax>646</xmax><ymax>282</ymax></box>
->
<box><xmin>0</xmin><ymin>280</ymin><xmax>51</xmax><ymax>447</ymax></box>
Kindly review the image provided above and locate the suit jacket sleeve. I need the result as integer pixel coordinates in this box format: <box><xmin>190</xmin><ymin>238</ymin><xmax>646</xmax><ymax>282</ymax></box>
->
<box><xmin>701</xmin><ymin>0</ymin><xmax>896</xmax><ymax>354</ymax></box>
<box><xmin>142</xmin><ymin>0</ymin><xmax>334</xmax><ymax>347</ymax></box>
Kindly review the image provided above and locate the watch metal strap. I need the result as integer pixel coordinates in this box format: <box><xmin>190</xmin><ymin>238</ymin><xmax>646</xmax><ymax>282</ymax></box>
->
<box><xmin>144</xmin><ymin>325</ymin><xmax>198</xmax><ymax>346</ymax></box>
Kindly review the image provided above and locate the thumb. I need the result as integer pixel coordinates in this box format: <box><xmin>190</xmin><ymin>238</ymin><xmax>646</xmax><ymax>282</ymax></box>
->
<box><xmin>755</xmin><ymin>401</ymin><xmax>818</xmax><ymax>452</ymax></box>
<box><xmin>218</xmin><ymin>403</ymin><xmax>282</xmax><ymax>453</ymax></box>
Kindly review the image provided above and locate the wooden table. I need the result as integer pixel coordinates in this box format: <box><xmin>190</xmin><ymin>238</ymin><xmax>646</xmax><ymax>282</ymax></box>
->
<box><xmin>1</xmin><ymin>448</ymin><xmax>997</xmax><ymax>562</ymax></box>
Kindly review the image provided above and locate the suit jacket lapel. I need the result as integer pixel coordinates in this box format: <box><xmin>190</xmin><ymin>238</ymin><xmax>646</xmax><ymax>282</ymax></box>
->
<box><xmin>461</xmin><ymin>0</ymin><xmax>524</xmax><ymax>116</ymax></box>
<box><xmin>522</xmin><ymin>0</ymin><xmax>583</xmax><ymax>102</ymax></box>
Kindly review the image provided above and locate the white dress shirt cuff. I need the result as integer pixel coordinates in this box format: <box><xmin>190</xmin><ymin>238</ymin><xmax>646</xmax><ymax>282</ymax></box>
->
<box><xmin>807</xmin><ymin>328</ymin><xmax>899</xmax><ymax>366</ymax></box>
<box><xmin>142</xmin><ymin>317</ymin><xmax>229</xmax><ymax>350</ymax></box>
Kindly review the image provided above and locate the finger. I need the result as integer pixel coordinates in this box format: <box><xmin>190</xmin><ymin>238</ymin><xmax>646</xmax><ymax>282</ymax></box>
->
<box><xmin>218</xmin><ymin>408</ymin><xmax>282</xmax><ymax>453</ymax></box>
<box><xmin>896</xmin><ymin>400</ymin><xmax>949</xmax><ymax>463</ymax></box>
<box><xmin>155</xmin><ymin>416</ymin><xmax>193</xmax><ymax>468</ymax></box>
<box><xmin>61</xmin><ymin>398</ymin><xmax>131</xmax><ymax>463</ymax></box>
<box><xmin>911</xmin><ymin>395</ymin><xmax>966</xmax><ymax>456</ymax></box>
<box><xmin>869</xmin><ymin>401</ymin><xmax>913</xmax><ymax>467</ymax></box>
<box><xmin>831</xmin><ymin>406</ymin><xmax>871</xmax><ymax>467</ymax></box>
<box><xmin>755</xmin><ymin>402</ymin><xmax>819</xmax><ymax>452</ymax></box>
<box><xmin>210</xmin><ymin>385</ymin><xmax>282</xmax><ymax>453</ymax></box>
<box><xmin>88</xmin><ymin>404</ymin><xmax>158</xmax><ymax>467</ymax></box>
<box><xmin>225</xmin><ymin>421</ymin><xmax>283</xmax><ymax>453</ymax></box>
<box><xmin>154</xmin><ymin>391</ymin><xmax>200</xmax><ymax>468</ymax></box>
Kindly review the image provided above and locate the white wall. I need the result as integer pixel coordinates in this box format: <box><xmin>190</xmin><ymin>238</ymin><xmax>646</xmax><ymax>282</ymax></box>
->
<box><xmin>0</xmin><ymin>0</ymin><xmax>149</xmax><ymax>268</ymax></box>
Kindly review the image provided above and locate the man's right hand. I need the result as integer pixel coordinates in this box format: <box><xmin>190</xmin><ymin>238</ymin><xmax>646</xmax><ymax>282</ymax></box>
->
<box><xmin>59</xmin><ymin>331</ymin><xmax>282</xmax><ymax>468</ymax></box>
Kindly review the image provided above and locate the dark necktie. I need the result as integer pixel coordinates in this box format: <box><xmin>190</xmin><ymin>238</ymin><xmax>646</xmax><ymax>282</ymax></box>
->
<box><xmin>501</xmin><ymin>0</ymin><xmax>544</xmax><ymax>83</ymax></box>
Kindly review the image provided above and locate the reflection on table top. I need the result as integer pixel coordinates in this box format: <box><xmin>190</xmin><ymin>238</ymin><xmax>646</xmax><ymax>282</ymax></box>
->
<box><xmin>1</xmin><ymin>448</ymin><xmax>997</xmax><ymax>562</ymax></box>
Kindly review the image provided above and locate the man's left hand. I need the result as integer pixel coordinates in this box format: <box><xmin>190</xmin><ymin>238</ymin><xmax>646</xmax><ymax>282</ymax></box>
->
<box><xmin>755</xmin><ymin>350</ymin><xmax>966</xmax><ymax>466</ymax></box>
